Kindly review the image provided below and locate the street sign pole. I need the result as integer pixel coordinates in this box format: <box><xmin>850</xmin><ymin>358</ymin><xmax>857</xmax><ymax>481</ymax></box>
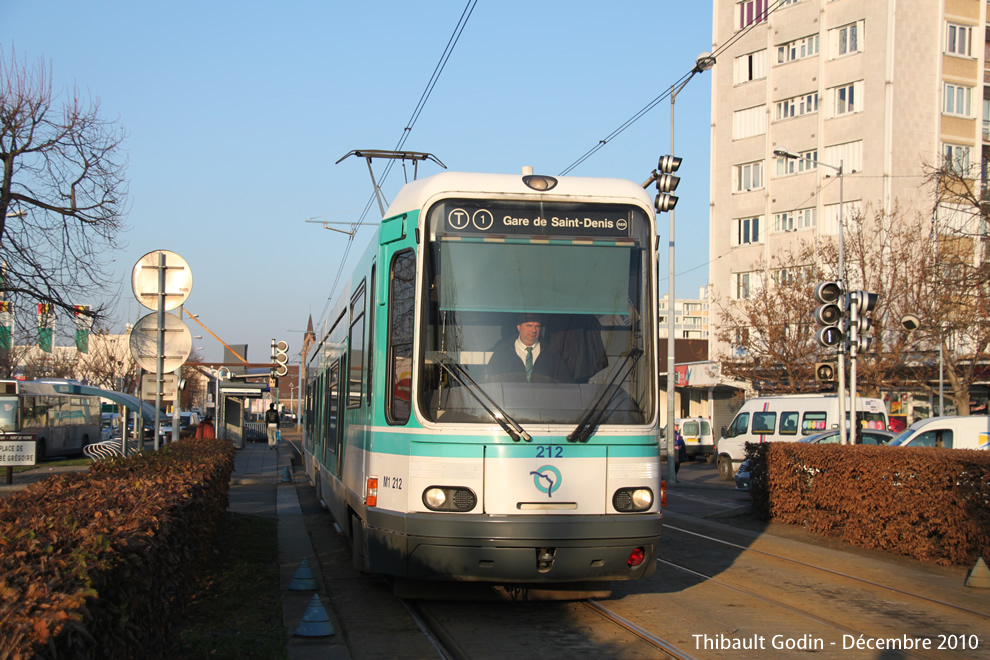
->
<box><xmin>155</xmin><ymin>251</ymin><xmax>166</xmax><ymax>451</ymax></box>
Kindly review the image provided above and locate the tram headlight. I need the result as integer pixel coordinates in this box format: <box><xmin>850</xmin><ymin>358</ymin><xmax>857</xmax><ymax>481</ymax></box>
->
<box><xmin>424</xmin><ymin>488</ymin><xmax>447</xmax><ymax>509</ymax></box>
<box><xmin>522</xmin><ymin>174</ymin><xmax>558</xmax><ymax>191</ymax></box>
<box><xmin>612</xmin><ymin>487</ymin><xmax>654</xmax><ymax>512</ymax></box>
<box><xmin>423</xmin><ymin>486</ymin><xmax>477</xmax><ymax>512</ymax></box>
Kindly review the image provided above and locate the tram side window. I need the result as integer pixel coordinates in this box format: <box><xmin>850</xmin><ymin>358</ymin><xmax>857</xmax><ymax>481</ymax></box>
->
<box><xmin>348</xmin><ymin>284</ymin><xmax>366</xmax><ymax>409</ymax></box>
<box><xmin>752</xmin><ymin>411</ymin><xmax>776</xmax><ymax>435</ymax></box>
<box><xmin>325</xmin><ymin>362</ymin><xmax>340</xmax><ymax>461</ymax></box>
<box><xmin>387</xmin><ymin>250</ymin><xmax>415</xmax><ymax>424</ymax></box>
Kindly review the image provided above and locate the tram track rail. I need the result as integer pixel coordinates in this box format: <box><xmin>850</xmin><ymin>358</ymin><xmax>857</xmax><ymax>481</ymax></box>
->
<box><xmin>400</xmin><ymin>594</ymin><xmax>697</xmax><ymax>659</ymax></box>
<box><xmin>581</xmin><ymin>599</ymin><xmax>696</xmax><ymax>660</ymax></box>
<box><xmin>656</xmin><ymin>556</ymin><xmax>947</xmax><ymax>660</ymax></box>
<box><xmin>665</xmin><ymin>523</ymin><xmax>990</xmax><ymax>621</ymax></box>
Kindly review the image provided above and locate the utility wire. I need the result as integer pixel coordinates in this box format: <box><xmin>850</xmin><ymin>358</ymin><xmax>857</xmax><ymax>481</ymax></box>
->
<box><xmin>316</xmin><ymin>0</ymin><xmax>478</xmax><ymax>332</ymax></box>
<box><xmin>559</xmin><ymin>0</ymin><xmax>790</xmax><ymax>176</ymax></box>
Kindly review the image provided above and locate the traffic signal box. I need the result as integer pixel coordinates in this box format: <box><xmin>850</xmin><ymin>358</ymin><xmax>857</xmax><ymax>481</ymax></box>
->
<box><xmin>653</xmin><ymin>155</ymin><xmax>682</xmax><ymax>213</ymax></box>
<box><xmin>813</xmin><ymin>281</ymin><xmax>844</xmax><ymax>348</ymax></box>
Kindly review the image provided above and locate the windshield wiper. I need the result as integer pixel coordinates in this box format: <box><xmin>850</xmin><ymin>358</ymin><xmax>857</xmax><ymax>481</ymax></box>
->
<box><xmin>567</xmin><ymin>348</ymin><xmax>644</xmax><ymax>443</ymax></box>
<box><xmin>434</xmin><ymin>354</ymin><xmax>532</xmax><ymax>442</ymax></box>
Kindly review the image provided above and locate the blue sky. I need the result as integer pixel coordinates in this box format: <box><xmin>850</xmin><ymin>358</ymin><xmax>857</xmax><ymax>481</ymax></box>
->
<box><xmin>3</xmin><ymin>1</ymin><xmax>714</xmax><ymax>365</ymax></box>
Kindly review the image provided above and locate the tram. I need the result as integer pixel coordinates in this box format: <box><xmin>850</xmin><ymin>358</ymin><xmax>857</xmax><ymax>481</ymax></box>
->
<box><xmin>303</xmin><ymin>164</ymin><xmax>663</xmax><ymax>594</ymax></box>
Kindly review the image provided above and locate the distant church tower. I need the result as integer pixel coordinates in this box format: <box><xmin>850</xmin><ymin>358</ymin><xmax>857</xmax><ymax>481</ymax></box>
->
<box><xmin>299</xmin><ymin>314</ymin><xmax>316</xmax><ymax>416</ymax></box>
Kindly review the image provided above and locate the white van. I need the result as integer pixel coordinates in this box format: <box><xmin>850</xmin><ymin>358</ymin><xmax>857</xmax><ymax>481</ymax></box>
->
<box><xmin>716</xmin><ymin>394</ymin><xmax>888</xmax><ymax>480</ymax></box>
<box><xmin>888</xmin><ymin>416</ymin><xmax>990</xmax><ymax>450</ymax></box>
<box><xmin>677</xmin><ymin>417</ymin><xmax>714</xmax><ymax>461</ymax></box>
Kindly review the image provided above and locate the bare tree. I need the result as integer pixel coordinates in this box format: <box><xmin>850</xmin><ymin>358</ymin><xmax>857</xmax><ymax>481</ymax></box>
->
<box><xmin>914</xmin><ymin>161</ymin><xmax>990</xmax><ymax>414</ymax></box>
<box><xmin>76</xmin><ymin>327</ymin><xmax>138</xmax><ymax>392</ymax></box>
<box><xmin>0</xmin><ymin>50</ymin><xmax>128</xmax><ymax>332</ymax></box>
<box><xmin>714</xmin><ymin>205</ymin><xmax>942</xmax><ymax>398</ymax></box>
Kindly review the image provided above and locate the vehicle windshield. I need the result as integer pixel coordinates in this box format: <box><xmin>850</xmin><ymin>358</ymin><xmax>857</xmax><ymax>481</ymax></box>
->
<box><xmin>0</xmin><ymin>396</ymin><xmax>18</xmax><ymax>432</ymax></box>
<box><xmin>418</xmin><ymin>199</ymin><xmax>654</xmax><ymax>427</ymax></box>
<box><xmin>888</xmin><ymin>428</ymin><xmax>917</xmax><ymax>446</ymax></box>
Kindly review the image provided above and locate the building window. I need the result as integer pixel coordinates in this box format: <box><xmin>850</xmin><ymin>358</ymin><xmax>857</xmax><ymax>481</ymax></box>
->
<box><xmin>734</xmin><ymin>49</ymin><xmax>768</xmax><ymax>84</ymax></box>
<box><xmin>733</xmin><ymin>272</ymin><xmax>762</xmax><ymax>300</ymax></box>
<box><xmin>732</xmin><ymin>105</ymin><xmax>767</xmax><ymax>140</ymax></box>
<box><xmin>774</xmin><ymin>207</ymin><xmax>816</xmax><ymax>233</ymax></box>
<box><xmin>829</xmin><ymin>82</ymin><xmax>863</xmax><ymax>117</ymax></box>
<box><xmin>777</xmin><ymin>34</ymin><xmax>819</xmax><ymax>64</ymax></box>
<box><xmin>775</xmin><ymin>149</ymin><xmax>818</xmax><ymax>176</ymax></box>
<box><xmin>944</xmin><ymin>84</ymin><xmax>973</xmax><ymax>118</ymax></box>
<box><xmin>943</xmin><ymin>143</ymin><xmax>971</xmax><ymax>174</ymax></box>
<box><xmin>775</xmin><ymin>265</ymin><xmax>812</xmax><ymax>286</ymax></box>
<box><xmin>738</xmin><ymin>0</ymin><xmax>768</xmax><ymax>29</ymax></box>
<box><xmin>734</xmin><ymin>161</ymin><xmax>764</xmax><ymax>192</ymax></box>
<box><xmin>734</xmin><ymin>216</ymin><xmax>762</xmax><ymax>245</ymax></box>
<box><xmin>775</xmin><ymin>93</ymin><xmax>818</xmax><ymax>120</ymax></box>
<box><xmin>946</xmin><ymin>23</ymin><xmax>973</xmax><ymax>57</ymax></box>
<box><xmin>831</xmin><ymin>22</ymin><xmax>861</xmax><ymax>58</ymax></box>
<box><xmin>824</xmin><ymin>140</ymin><xmax>863</xmax><ymax>173</ymax></box>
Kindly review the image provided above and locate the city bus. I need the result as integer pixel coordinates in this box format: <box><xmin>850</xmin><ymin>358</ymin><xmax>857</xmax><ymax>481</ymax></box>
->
<box><xmin>0</xmin><ymin>380</ymin><xmax>102</xmax><ymax>459</ymax></box>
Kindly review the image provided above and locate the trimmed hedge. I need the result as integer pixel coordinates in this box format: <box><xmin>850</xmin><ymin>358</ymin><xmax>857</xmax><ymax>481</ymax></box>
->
<box><xmin>747</xmin><ymin>442</ymin><xmax>990</xmax><ymax>566</ymax></box>
<box><xmin>0</xmin><ymin>438</ymin><xmax>234</xmax><ymax>659</ymax></box>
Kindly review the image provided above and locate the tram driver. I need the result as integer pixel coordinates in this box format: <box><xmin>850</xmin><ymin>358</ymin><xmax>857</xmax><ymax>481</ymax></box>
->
<box><xmin>486</xmin><ymin>314</ymin><xmax>570</xmax><ymax>383</ymax></box>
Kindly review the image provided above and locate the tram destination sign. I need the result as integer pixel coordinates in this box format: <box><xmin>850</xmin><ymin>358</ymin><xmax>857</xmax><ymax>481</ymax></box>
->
<box><xmin>440</xmin><ymin>201</ymin><xmax>636</xmax><ymax>238</ymax></box>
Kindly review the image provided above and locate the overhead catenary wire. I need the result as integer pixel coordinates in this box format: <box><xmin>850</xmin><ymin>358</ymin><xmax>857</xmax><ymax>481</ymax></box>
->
<box><xmin>559</xmin><ymin>0</ymin><xmax>791</xmax><ymax>177</ymax></box>
<box><xmin>314</xmin><ymin>0</ymin><xmax>478</xmax><ymax>332</ymax></box>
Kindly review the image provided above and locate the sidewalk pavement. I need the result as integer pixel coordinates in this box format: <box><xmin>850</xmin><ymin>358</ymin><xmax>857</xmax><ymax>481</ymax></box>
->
<box><xmin>3</xmin><ymin>434</ymin><xmax>350</xmax><ymax>659</ymax></box>
<box><xmin>229</xmin><ymin>434</ymin><xmax>351</xmax><ymax>660</ymax></box>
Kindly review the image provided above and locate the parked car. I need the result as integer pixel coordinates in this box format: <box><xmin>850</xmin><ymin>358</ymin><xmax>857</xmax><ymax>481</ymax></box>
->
<box><xmin>127</xmin><ymin>417</ymin><xmax>156</xmax><ymax>438</ymax></box>
<box><xmin>677</xmin><ymin>417</ymin><xmax>714</xmax><ymax>461</ymax></box>
<box><xmin>101</xmin><ymin>412</ymin><xmax>121</xmax><ymax>442</ymax></box>
<box><xmin>889</xmin><ymin>416</ymin><xmax>990</xmax><ymax>450</ymax></box>
<box><xmin>733</xmin><ymin>428</ymin><xmax>897</xmax><ymax>490</ymax></box>
<box><xmin>800</xmin><ymin>429</ymin><xmax>897</xmax><ymax>446</ymax></box>
<box><xmin>159</xmin><ymin>411</ymin><xmax>200</xmax><ymax>443</ymax></box>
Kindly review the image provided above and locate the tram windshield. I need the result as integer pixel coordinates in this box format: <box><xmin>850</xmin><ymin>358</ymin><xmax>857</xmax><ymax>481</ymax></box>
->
<box><xmin>419</xmin><ymin>199</ymin><xmax>655</xmax><ymax>428</ymax></box>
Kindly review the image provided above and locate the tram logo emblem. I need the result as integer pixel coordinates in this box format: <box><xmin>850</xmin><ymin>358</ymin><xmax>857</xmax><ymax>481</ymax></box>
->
<box><xmin>448</xmin><ymin>208</ymin><xmax>493</xmax><ymax>231</ymax></box>
<box><xmin>530</xmin><ymin>465</ymin><xmax>562</xmax><ymax>498</ymax></box>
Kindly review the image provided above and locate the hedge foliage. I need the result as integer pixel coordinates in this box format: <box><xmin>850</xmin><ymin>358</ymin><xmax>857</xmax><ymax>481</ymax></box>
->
<box><xmin>0</xmin><ymin>438</ymin><xmax>234</xmax><ymax>659</ymax></box>
<box><xmin>746</xmin><ymin>442</ymin><xmax>990</xmax><ymax>566</ymax></box>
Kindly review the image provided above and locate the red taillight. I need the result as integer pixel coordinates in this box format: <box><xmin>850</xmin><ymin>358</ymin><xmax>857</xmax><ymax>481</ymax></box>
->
<box><xmin>367</xmin><ymin>477</ymin><xmax>378</xmax><ymax>507</ymax></box>
<box><xmin>627</xmin><ymin>547</ymin><xmax>646</xmax><ymax>567</ymax></box>
<box><xmin>660</xmin><ymin>480</ymin><xmax>667</xmax><ymax>508</ymax></box>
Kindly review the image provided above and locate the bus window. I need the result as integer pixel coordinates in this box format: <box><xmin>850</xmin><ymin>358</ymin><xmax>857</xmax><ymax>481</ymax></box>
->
<box><xmin>0</xmin><ymin>397</ymin><xmax>17</xmax><ymax>432</ymax></box>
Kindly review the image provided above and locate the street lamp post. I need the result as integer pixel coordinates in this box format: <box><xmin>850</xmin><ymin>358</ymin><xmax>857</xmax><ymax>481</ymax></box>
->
<box><xmin>773</xmin><ymin>149</ymin><xmax>850</xmax><ymax>443</ymax></box>
<box><xmin>665</xmin><ymin>52</ymin><xmax>716</xmax><ymax>484</ymax></box>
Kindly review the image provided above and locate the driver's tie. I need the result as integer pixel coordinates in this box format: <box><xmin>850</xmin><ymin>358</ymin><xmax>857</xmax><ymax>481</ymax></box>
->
<box><xmin>525</xmin><ymin>347</ymin><xmax>533</xmax><ymax>382</ymax></box>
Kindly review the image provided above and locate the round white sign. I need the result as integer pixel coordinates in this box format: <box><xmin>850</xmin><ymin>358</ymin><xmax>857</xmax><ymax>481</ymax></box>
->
<box><xmin>131</xmin><ymin>250</ymin><xmax>193</xmax><ymax>311</ymax></box>
<box><xmin>129</xmin><ymin>312</ymin><xmax>193</xmax><ymax>372</ymax></box>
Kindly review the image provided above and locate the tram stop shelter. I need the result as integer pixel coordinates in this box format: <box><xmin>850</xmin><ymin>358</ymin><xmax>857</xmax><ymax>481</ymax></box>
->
<box><xmin>50</xmin><ymin>382</ymin><xmax>163</xmax><ymax>426</ymax></box>
<box><xmin>216</xmin><ymin>381</ymin><xmax>268</xmax><ymax>449</ymax></box>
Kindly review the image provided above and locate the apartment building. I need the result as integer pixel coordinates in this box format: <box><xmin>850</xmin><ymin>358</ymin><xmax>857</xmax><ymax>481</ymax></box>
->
<box><xmin>659</xmin><ymin>289</ymin><xmax>711</xmax><ymax>339</ymax></box>
<box><xmin>709</xmin><ymin>0</ymin><xmax>986</xmax><ymax>363</ymax></box>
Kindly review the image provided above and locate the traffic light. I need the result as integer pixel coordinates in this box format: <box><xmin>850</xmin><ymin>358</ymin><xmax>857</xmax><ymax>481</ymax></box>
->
<box><xmin>813</xmin><ymin>281</ymin><xmax>844</xmax><ymax>348</ymax></box>
<box><xmin>847</xmin><ymin>291</ymin><xmax>879</xmax><ymax>354</ymax></box>
<box><xmin>274</xmin><ymin>340</ymin><xmax>289</xmax><ymax>377</ymax></box>
<box><xmin>654</xmin><ymin>155</ymin><xmax>682</xmax><ymax>213</ymax></box>
<box><xmin>814</xmin><ymin>362</ymin><xmax>836</xmax><ymax>383</ymax></box>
